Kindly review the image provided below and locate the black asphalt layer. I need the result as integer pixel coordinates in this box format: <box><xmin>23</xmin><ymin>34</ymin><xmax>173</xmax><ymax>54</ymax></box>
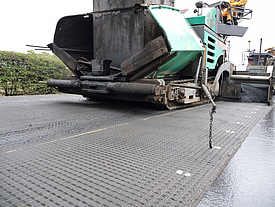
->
<box><xmin>198</xmin><ymin>106</ymin><xmax>275</xmax><ymax>206</ymax></box>
<box><xmin>0</xmin><ymin>94</ymin><xmax>273</xmax><ymax>206</ymax></box>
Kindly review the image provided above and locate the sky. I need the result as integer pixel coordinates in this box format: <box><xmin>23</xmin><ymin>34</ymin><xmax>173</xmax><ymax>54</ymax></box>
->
<box><xmin>0</xmin><ymin>0</ymin><xmax>274</xmax><ymax>65</ymax></box>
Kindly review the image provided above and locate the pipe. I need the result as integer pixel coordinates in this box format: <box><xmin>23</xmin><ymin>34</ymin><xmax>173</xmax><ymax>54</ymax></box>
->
<box><xmin>231</xmin><ymin>75</ymin><xmax>270</xmax><ymax>81</ymax></box>
<box><xmin>195</xmin><ymin>55</ymin><xmax>202</xmax><ymax>84</ymax></box>
<box><xmin>80</xmin><ymin>76</ymin><xmax>115</xmax><ymax>81</ymax></box>
<box><xmin>107</xmin><ymin>82</ymin><xmax>157</xmax><ymax>95</ymax></box>
<box><xmin>170</xmin><ymin>84</ymin><xmax>201</xmax><ymax>90</ymax></box>
<box><xmin>258</xmin><ymin>38</ymin><xmax>262</xmax><ymax>65</ymax></box>
<box><xmin>47</xmin><ymin>79</ymin><xmax>81</xmax><ymax>89</ymax></box>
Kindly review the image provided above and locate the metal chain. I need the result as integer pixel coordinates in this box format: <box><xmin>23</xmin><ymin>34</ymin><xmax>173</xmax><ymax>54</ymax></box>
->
<box><xmin>209</xmin><ymin>105</ymin><xmax>217</xmax><ymax>148</ymax></box>
<box><xmin>201</xmin><ymin>84</ymin><xmax>217</xmax><ymax>149</ymax></box>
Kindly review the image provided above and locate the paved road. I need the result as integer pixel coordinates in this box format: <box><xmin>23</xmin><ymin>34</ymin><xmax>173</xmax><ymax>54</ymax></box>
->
<box><xmin>198</xmin><ymin>106</ymin><xmax>275</xmax><ymax>207</ymax></box>
<box><xmin>0</xmin><ymin>94</ymin><xmax>273</xmax><ymax>206</ymax></box>
<box><xmin>0</xmin><ymin>94</ymin><xmax>161</xmax><ymax>152</ymax></box>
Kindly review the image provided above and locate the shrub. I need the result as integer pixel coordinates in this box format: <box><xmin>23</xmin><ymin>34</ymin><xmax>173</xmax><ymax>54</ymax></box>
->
<box><xmin>0</xmin><ymin>50</ymin><xmax>72</xmax><ymax>96</ymax></box>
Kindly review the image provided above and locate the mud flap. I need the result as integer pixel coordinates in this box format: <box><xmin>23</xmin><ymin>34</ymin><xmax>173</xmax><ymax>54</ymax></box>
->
<box><xmin>221</xmin><ymin>82</ymin><xmax>242</xmax><ymax>99</ymax></box>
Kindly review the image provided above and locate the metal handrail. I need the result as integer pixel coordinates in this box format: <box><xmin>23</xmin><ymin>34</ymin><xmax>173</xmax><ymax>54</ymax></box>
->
<box><xmin>208</xmin><ymin>1</ymin><xmax>252</xmax><ymax>24</ymax></box>
<box><xmin>230</xmin><ymin>6</ymin><xmax>252</xmax><ymax>20</ymax></box>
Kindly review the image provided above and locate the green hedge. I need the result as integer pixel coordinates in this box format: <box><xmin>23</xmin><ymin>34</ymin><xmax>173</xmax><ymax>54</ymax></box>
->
<box><xmin>0</xmin><ymin>50</ymin><xmax>72</xmax><ymax>96</ymax></box>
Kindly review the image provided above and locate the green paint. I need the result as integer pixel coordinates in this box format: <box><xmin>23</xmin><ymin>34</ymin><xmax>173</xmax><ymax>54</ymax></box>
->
<box><xmin>149</xmin><ymin>5</ymin><xmax>204</xmax><ymax>77</ymax></box>
<box><xmin>186</xmin><ymin>8</ymin><xmax>217</xmax><ymax>31</ymax></box>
